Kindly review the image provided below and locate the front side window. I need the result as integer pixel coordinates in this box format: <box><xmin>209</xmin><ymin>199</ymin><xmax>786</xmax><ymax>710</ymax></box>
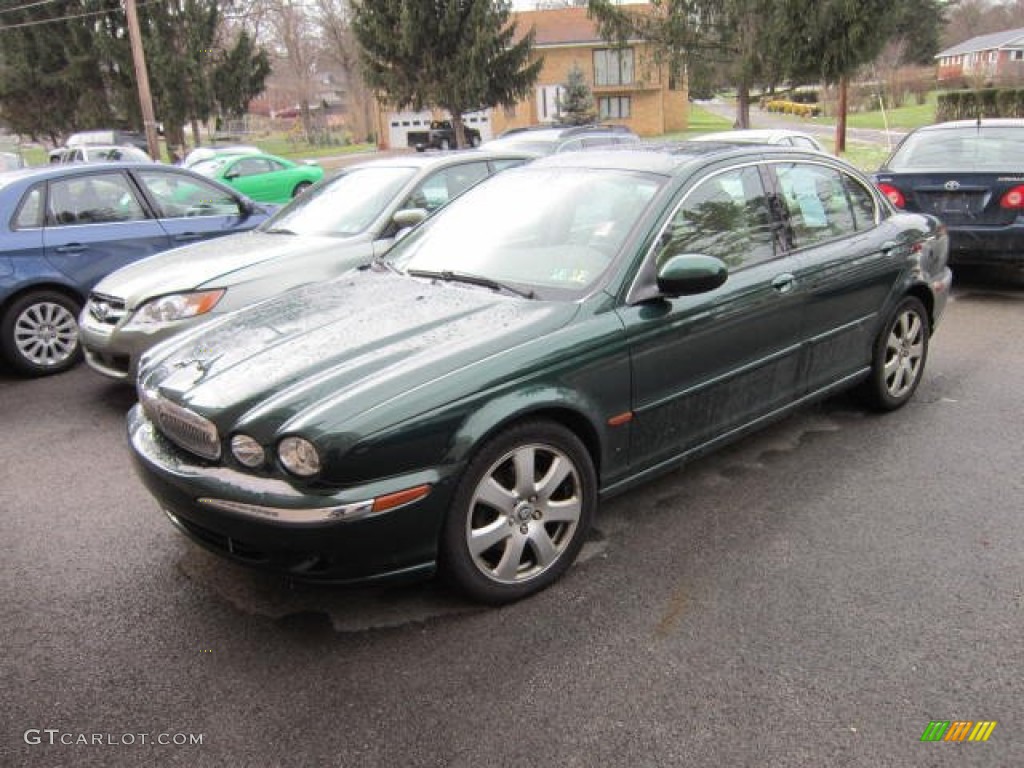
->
<box><xmin>231</xmin><ymin>157</ymin><xmax>274</xmax><ymax>177</ymax></box>
<box><xmin>47</xmin><ymin>172</ymin><xmax>147</xmax><ymax>225</ymax></box>
<box><xmin>659</xmin><ymin>166</ymin><xmax>776</xmax><ymax>272</ymax></box>
<box><xmin>774</xmin><ymin>163</ymin><xmax>876</xmax><ymax>250</ymax></box>
<box><xmin>402</xmin><ymin>162</ymin><xmax>491</xmax><ymax>212</ymax></box>
<box><xmin>594</xmin><ymin>48</ymin><xmax>635</xmax><ymax>86</ymax></box>
<box><xmin>136</xmin><ymin>170</ymin><xmax>242</xmax><ymax>218</ymax></box>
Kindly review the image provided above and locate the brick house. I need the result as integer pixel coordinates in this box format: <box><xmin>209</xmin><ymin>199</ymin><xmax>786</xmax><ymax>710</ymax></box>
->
<box><xmin>376</xmin><ymin>4</ymin><xmax>688</xmax><ymax>149</ymax></box>
<box><xmin>936</xmin><ymin>27</ymin><xmax>1024</xmax><ymax>84</ymax></box>
<box><xmin>494</xmin><ymin>5</ymin><xmax>689</xmax><ymax>137</ymax></box>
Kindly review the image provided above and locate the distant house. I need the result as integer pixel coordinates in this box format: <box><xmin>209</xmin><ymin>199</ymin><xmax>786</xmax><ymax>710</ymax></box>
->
<box><xmin>375</xmin><ymin>4</ymin><xmax>688</xmax><ymax>149</ymax></box>
<box><xmin>936</xmin><ymin>27</ymin><xmax>1024</xmax><ymax>83</ymax></box>
<box><xmin>494</xmin><ymin>5</ymin><xmax>688</xmax><ymax>137</ymax></box>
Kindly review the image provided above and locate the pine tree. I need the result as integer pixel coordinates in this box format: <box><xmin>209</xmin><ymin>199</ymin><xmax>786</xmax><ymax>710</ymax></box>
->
<box><xmin>557</xmin><ymin>63</ymin><xmax>596</xmax><ymax>125</ymax></box>
<box><xmin>352</xmin><ymin>0</ymin><xmax>543</xmax><ymax>147</ymax></box>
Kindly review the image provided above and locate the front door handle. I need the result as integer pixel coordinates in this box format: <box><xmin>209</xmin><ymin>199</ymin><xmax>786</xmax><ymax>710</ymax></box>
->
<box><xmin>771</xmin><ymin>273</ymin><xmax>796</xmax><ymax>294</ymax></box>
<box><xmin>54</xmin><ymin>243</ymin><xmax>86</xmax><ymax>253</ymax></box>
<box><xmin>174</xmin><ymin>232</ymin><xmax>203</xmax><ymax>242</ymax></box>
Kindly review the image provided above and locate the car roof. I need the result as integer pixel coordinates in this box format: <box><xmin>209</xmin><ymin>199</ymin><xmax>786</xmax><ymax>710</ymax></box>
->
<box><xmin>692</xmin><ymin>128</ymin><xmax>819</xmax><ymax>143</ymax></box>
<box><xmin>0</xmin><ymin>162</ymin><xmax>208</xmax><ymax>186</ymax></box>
<box><xmin>911</xmin><ymin>118</ymin><xmax>1024</xmax><ymax>133</ymax></box>
<box><xmin>528</xmin><ymin>142</ymin><xmax>836</xmax><ymax>176</ymax></box>
<box><xmin>343</xmin><ymin>149</ymin><xmax>537</xmax><ymax>172</ymax></box>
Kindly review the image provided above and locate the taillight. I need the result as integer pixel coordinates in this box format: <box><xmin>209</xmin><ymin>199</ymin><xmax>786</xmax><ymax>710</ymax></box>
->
<box><xmin>876</xmin><ymin>183</ymin><xmax>905</xmax><ymax>208</ymax></box>
<box><xmin>1000</xmin><ymin>184</ymin><xmax>1024</xmax><ymax>209</ymax></box>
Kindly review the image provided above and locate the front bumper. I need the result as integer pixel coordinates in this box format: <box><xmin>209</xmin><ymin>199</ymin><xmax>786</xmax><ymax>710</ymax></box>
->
<box><xmin>127</xmin><ymin>405</ymin><xmax>454</xmax><ymax>583</ymax></box>
<box><xmin>79</xmin><ymin>315</ymin><xmax>198</xmax><ymax>381</ymax></box>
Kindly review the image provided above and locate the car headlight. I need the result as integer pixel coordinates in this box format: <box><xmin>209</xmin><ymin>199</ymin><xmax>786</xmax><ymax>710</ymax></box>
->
<box><xmin>231</xmin><ymin>434</ymin><xmax>266</xmax><ymax>468</ymax></box>
<box><xmin>278</xmin><ymin>436</ymin><xmax>321</xmax><ymax>477</ymax></box>
<box><xmin>126</xmin><ymin>289</ymin><xmax>225</xmax><ymax>327</ymax></box>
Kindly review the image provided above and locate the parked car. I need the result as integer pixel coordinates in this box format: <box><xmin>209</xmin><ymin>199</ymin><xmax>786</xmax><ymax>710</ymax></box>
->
<box><xmin>80</xmin><ymin>150</ymin><xmax>533</xmax><ymax>381</ymax></box>
<box><xmin>483</xmin><ymin>123</ymin><xmax>640</xmax><ymax>155</ymax></box>
<box><xmin>0</xmin><ymin>163</ymin><xmax>273</xmax><ymax>376</ymax></box>
<box><xmin>182</xmin><ymin>145</ymin><xmax>261</xmax><ymax>168</ymax></box>
<box><xmin>189</xmin><ymin>152</ymin><xmax>325</xmax><ymax>204</ymax></box>
<box><xmin>128</xmin><ymin>144</ymin><xmax>952</xmax><ymax>604</ymax></box>
<box><xmin>691</xmin><ymin>128</ymin><xmax>825</xmax><ymax>151</ymax></box>
<box><xmin>66</xmin><ymin>129</ymin><xmax>148</xmax><ymax>151</ymax></box>
<box><xmin>415</xmin><ymin>120</ymin><xmax>482</xmax><ymax>151</ymax></box>
<box><xmin>1</xmin><ymin>151</ymin><xmax>25</xmax><ymax>172</ymax></box>
<box><xmin>48</xmin><ymin>145</ymin><xmax>155</xmax><ymax>164</ymax></box>
<box><xmin>872</xmin><ymin>118</ymin><xmax>1024</xmax><ymax>267</ymax></box>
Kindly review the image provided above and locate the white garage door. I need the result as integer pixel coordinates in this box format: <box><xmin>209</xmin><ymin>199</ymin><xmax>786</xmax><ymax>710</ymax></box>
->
<box><xmin>387</xmin><ymin>110</ymin><xmax>433</xmax><ymax>149</ymax></box>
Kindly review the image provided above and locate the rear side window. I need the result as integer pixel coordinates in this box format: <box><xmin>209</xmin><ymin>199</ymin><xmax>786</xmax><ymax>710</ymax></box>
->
<box><xmin>774</xmin><ymin>163</ymin><xmax>877</xmax><ymax>249</ymax></box>
<box><xmin>47</xmin><ymin>172</ymin><xmax>147</xmax><ymax>225</ymax></box>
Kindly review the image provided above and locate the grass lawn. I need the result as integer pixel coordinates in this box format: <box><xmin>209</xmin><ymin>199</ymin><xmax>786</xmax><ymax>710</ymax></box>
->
<box><xmin>845</xmin><ymin>92</ymin><xmax>937</xmax><ymax>131</ymax></box>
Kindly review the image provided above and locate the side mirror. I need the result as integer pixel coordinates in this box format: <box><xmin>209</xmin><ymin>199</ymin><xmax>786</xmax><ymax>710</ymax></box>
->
<box><xmin>224</xmin><ymin>170</ymin><xmax>240</xmax><ymax>180</ymax></box>
<box><xmin>393</xmin><ymin>208</ymin><xmax>428</xmax><ymax>230</ymax></box>
<box><xmin>656</xmin><ymin>253</ymin><xmax>728</xmax><ymax>297</ymax></box>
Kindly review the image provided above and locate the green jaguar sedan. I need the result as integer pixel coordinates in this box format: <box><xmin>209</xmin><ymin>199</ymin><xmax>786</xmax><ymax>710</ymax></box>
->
<box><xmin>189</xmin><ymin>151</ymin><xmax>324</xmax><ymax>204</ymax></box>
<box><xmin>128</xmin><ymin>144</ymin><xmax>953</xmax><ymax>604</ymax></box>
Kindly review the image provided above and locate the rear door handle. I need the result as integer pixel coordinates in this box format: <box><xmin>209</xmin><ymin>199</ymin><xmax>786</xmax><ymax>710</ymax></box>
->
<box><xmin>54</xmin><ymin>243</ymin><xmax>86</xmax><ymax>253</ymax></box>
<box><xmin>174</xmin><ymin>232</ymin><xmax>203</xmax><ymax>242</ymax></box>
<box><xmin>771</xmin><ymin>273</ymin><xmax>796</xmax><ymax>293</ymax></box>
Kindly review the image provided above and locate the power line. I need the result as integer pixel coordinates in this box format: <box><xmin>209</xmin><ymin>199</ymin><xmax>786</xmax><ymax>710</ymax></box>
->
<box><xmin>0</xmin><ymin>0</ymin><xmax>66</xmax><ymax>17</ymax></box>
<box><xmin>0</xmin><ymin>0</ymin><xmax>165</xmax><ymax>31</ymax></box>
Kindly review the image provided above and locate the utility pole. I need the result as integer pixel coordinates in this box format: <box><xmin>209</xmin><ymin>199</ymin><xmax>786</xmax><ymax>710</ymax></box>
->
<box><xmin>123</xmin><ymin>0</ymin><xmax>160</xmax><ymax>160</ymax></box>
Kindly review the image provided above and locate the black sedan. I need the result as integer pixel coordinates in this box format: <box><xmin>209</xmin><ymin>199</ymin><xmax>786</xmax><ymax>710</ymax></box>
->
<box><xmin>128</xmin><ymin>145</ymin><xmax>952</xmax><ymax>604</ymax></box>
<box><xmin>873</xmin><ymin>118</ymin><xmax>1024</xmax><ymax>267</ymax></box>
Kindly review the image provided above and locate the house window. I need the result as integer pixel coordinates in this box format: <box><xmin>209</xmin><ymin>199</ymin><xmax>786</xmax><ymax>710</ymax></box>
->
<box><xmin>1013</xmin><ymin>50</ymin><xmax>1024</xmax><ymax>61</ymax></box>
<box><xmin>599</xmin><ymin>96</ymin><xmax>631</xmax><ymax>119</ymax></box>
<box><xmin>594</xmin><ymin>48</ymin><xmax>635</xmax><ymax>86</ymax></box>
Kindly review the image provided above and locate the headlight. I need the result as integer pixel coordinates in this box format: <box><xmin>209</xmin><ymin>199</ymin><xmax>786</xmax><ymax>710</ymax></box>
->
<box><xmin>126</xmin><ymin>289</ymin><xmax>225</xmax><ymax>327</ymax></box>
<box><xmin>278</xmin><ymin>436</ymin><xmax>321</xmax><ymax>477</ymax></box>
<box><xmin>231</xmin><ymin>434</ymin><xmax>266</xmax><ymax>468</ymax></box>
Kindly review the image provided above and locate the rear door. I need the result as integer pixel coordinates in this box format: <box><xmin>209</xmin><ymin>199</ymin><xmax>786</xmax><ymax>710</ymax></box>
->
<box><xmin>769</xmin><ymin>160</ymin><xmax>907</xmax><ymax>393</ymax></box>
<box><xmin>42</xmin><ymin>170</ymin><xmax>171</xmax><ymax>290</ymax></box>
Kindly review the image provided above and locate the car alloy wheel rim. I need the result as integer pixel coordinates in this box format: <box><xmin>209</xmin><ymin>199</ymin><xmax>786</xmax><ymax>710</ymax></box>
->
<box><xmin>14</xmin><ymin>302</ymin><xmax>79</xmax><ymax>367</ymax></box>
<box><xmin>883</xmin><ymin>308</ymin><xmax>924</xmax><ymax>398</ymax></box>
<box><xmin>466</xmin><ymin>443</ymin><xmax>582</xmax><ymax>585</ymax></box>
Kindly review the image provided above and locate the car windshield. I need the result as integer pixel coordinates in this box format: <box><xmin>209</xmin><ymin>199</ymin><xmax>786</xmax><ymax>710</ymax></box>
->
<box><xmin>259</xmin><ymin>165</ymin><xmax>418</xmax><ymax>236</ymax></box>
<box><xmin>395</xmin><ymin>167</ymin><xmax>663</xmax><ymax>299</ymax></box>
<box><xmin>887</xmin><ymin>126</ymin><xmax>1024</xmax><ymax>171</ymax></box>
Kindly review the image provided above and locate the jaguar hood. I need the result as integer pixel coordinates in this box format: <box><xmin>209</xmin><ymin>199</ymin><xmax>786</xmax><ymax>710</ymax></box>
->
<box><xmin>141</xmin><ymin>268</ymin><xmax>578</xmax><ymax>437</ymax></box>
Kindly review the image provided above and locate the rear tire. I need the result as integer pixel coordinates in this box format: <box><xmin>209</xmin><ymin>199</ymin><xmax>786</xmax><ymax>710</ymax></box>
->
<box><xmin>856</xmin><ymin>296</ymin><xmax>929</xmax><ymax>411</ymax></box>
<box><xmin>440</xmin><ymin>420</ymin><xmax>596</xmax><ymax>604</ymax></box>
<box><xmin>1</xmin><ymin>291</ymin><xmax>82</xmax><ymax>376</ymax></box>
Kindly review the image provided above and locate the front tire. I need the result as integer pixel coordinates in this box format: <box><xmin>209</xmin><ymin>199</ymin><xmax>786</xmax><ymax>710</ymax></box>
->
<box><xmin>0</xmin><ymin>291</ymin><xmax>82</xmax><ymax>376</ymax></box>
<box><xmin>292</xmin><ymin>181</ymin><xmax>312</xmax><ymax>198</ymax></box>
<box><xmin>856</xmin><ymin>296</ymin><xmax>929</xmax><ymax>411</ymax></box>
<box><xmin>441</xmin><ymin>421</ymin><xmax>596</xmax><ymax>604</ymax></box>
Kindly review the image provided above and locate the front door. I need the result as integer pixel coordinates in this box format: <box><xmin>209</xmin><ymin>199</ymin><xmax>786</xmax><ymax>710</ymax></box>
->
<box><xmin>619</xmin><ymin>164</ymin><xmax>807</xmax><ymax>472</ymax></box>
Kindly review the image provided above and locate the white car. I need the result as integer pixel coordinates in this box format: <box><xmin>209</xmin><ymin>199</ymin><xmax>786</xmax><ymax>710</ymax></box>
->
<box><xmin>48</xmin><ymin>144</ymin><xmax>155</xmax><ymax>164</ymax></box>
<box><xmin>692</xmin><ymin>129</ymin><xmax>826</xmax><ymax>152</ymax></box>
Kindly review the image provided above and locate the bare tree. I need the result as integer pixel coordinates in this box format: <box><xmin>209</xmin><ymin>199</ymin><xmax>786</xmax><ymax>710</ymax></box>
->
<box><xmin>314</xmin><ymin>0</ymin><xmax>377</xmax><ymax>142</ymax></box>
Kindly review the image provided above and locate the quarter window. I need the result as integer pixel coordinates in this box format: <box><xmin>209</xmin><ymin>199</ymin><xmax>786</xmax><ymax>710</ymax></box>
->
<box><xmin>660</xmin><ymin>166</ymin><xmax>777</xmax><ymax>271</ymax></box>
<box><xmin>13</xmin><ymin>185</ymin><xmax>44</xmax><ymax>229</ymax></box>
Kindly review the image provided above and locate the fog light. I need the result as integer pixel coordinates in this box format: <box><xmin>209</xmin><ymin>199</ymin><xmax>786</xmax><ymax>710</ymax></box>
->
<box><xmin>231</xmin><ymin>434</ymin><xmax>265</xmax><ymax>468</ymax></box>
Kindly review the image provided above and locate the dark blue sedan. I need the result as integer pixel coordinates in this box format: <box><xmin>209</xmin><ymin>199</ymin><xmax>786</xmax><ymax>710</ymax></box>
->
<box><xmin>0</xmin><ymin>162</ymin><xmax>272</xmax><ymax>376</ymax></box>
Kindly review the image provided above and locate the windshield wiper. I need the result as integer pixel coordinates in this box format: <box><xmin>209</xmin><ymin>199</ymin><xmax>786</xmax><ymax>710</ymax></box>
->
<box><xmin>407</xmin><ymin>269</ymin><xmax>535</xmax><ymax>299</ymax></box>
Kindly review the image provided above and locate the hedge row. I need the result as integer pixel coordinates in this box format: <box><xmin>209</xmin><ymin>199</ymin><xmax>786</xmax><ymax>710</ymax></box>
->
<box><xmin>762</xmin><ymin>99</ymin><xmax>821</xmax><ymax>118</ymax></box>
<box><xmin>936</xmin><ymin>88</ymin><xmax>1024</xmax><ymax>120</ymax></box>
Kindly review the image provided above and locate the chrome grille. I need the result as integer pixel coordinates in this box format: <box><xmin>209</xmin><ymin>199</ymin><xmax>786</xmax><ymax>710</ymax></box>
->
<box><xmin>86</xmin><ymin>292</ymin><xmax>127</xmax><ymax>326</ymax></box>
<box><xmin>140</xmin><ymin>389</ymin><xmax>221</xmax><ymax>461</ymax></box>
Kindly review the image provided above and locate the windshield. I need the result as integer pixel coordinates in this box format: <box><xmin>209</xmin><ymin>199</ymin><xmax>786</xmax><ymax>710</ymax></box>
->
<box><xmin>260</xmin><ymin>165</ymin><xmax>417</xmax><ymax>236</ymax></box>
<box><xmin>887</xmin><ymin>126</ymin><xmax>1024</xmax><ymax>171</ymax></box>
<box><xmin>395</xmin><ymin>167</ymin><xmax>663</xmax><ymax>299</ymax></box>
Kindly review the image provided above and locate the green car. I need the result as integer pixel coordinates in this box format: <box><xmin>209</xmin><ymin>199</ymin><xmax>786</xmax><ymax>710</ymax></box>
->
<box><xmin>190</xmin><ymin>151</ymin><xmax>324</xmax><ymax>204</ymax></box>
<box><xmin>128</xmin><ymin>145</ymin><xmax>952</xmax><ymax>604</ymax></box>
